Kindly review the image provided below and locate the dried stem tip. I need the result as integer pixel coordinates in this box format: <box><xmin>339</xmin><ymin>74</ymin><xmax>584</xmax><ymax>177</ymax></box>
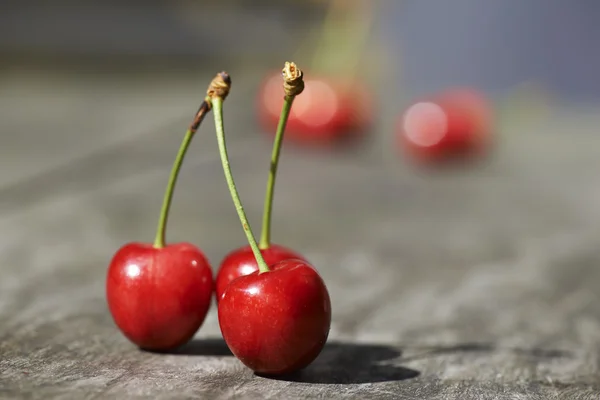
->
<box><xmin>207</xmin><ymin>71</ymin><xmax>232</xmax><ymax>100</ymax></box>
<box><xmin>282</xmin><ymin>62</ymin><xmax>304</xmax><ymax>97</ymax></box>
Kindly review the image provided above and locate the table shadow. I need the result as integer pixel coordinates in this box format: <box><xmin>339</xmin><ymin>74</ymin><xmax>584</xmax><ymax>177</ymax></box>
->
<box><xmin>259</xmin><ymin>341</ymin><xmax>420</xmax><ymax>385</ymax></box>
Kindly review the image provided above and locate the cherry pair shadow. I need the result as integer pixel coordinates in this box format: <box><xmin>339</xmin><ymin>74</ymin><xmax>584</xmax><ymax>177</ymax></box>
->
<box><xmin>145</xmin><ymin>339</ymin><xmax>419</xmax><ymax>384</ymax></box>
<box><xmin>144</xmin><ymin>337</ymin><xmax>233</xmax><ymax>357</ymax></box>
<box><xmin>259</xmin><ymin>341</ymin><xmax>420</xmax><ymax>385</ymax></box>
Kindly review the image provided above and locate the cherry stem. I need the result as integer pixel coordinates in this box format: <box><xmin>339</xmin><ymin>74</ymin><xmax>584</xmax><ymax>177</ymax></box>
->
<box><xmin>258</xmin><ymin>96</ymin><xmax>294</xmax><ymax>250</ymax></box>
<box><xmin>153</xmin><ymin>100</ymin><xmax>211</xmax><ymax>249</ymax></box>
<box><xmin>212</xmin><ymin>96</ymin><xmax>271</xmax><ymax>274</ymax></box>
<box><xmin>257</xmin><ymin>62</ymin><xmax>305</xmax><ymax>250</ymax></box>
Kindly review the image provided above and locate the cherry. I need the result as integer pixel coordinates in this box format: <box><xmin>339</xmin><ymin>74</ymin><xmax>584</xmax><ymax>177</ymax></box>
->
<box><xmin>106</xmin><ymin>73</ymin><xmax>231</xmax><ymax>350</ymax></box>
<box><xmin>218</xmin><ymin>259</ymin><xmax>331</xmax><ymax>375</ymax></box>
<box><xmin>107</xmin><ymin>242</ymin><xmax>213</xmax><ymax>350</ymax></box>
<box><xmin>215</xmin><ymin>62</ymin><xmax>308</xmax><ymax>302</ymax></box>
<box><xmin>209</xmin><ymin>63</ymin><xmax>331</xmax><ymax>375</ymax></box>
<box><xmin>257</xmin><ymin>72</ymin><xmax>372</xmax><ymax>146</ymax></box>
<box><xmin>398</xmin><ymin>87</ymin><xmax>493</xmax><ymax>164</ymax></box>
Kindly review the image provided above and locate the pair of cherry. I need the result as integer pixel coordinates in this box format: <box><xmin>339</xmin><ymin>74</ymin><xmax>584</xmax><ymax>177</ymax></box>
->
<box><xmin>258</xmin><ymin>74</ymin><xmax>493</xmax><ymax>164</ymax></box>
<box><xmin>106</xmin><ymin>65</ymin><xmax>331</xmax><ymax>376</ymax></box>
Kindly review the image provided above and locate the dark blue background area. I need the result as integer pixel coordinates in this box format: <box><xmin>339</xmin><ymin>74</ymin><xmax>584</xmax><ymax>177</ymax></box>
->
<box><xmin>380</xmin><ymin>0</ymin><xmax>600</xmax><ymax>102</ymax></box>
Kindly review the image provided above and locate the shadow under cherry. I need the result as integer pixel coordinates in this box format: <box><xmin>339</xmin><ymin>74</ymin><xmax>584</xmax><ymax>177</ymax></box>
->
<box><xmin>260</xmin><ymin>341</ymin><xmax>420</xmax><ymax>385</ymax></box>
<box><xmin>143</xmin><ymin>337</ymin><xmax>233</xmax><ymax>357</ymax></box>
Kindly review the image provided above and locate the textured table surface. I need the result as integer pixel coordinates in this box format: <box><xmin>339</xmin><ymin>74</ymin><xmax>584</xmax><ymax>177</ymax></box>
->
<box><xmin>1</xmin><ymin>65</ymin><xmax>600</xmax><ymax>399</ymax></box>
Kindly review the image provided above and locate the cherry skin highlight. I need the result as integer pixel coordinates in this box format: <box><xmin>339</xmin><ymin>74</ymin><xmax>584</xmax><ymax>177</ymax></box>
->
<box><xmin>106</xmin><ymin>242</ymin><xmax>213</xmax><ymax>351</ymax></box>
<box><xmin>398</xmin><ymin>88</ymin><xmax>493</xmax><ymax>164</ymax></box>
<box><xmin>218</xmin><ymin>259</ymin><xmax>331</xmax><ymax>375</ymax></box>
<box><xmin>257</xmin><ymin>71</ymin><xmax>372</xmax><ymax>146</ymax></box>
<box><xmin>215</xmin><ymin>244</ymin><xmax>307</xmax><ymax>303</ymax></box>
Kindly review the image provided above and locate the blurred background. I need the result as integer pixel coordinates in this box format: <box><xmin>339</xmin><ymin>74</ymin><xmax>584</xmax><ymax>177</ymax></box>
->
<box><xmin>3</xmin><ymin>0</ymin><xmax>600</xmax><ymax>255</ymax></box>
<box><xmin>3</xmin><ymin>0</ymin><xmax>600</xmax><ymax>175</ymax></box>
<box><xmin>3</xmin><ymin>0</ymin><xmax>600</xmax><ymax>100</ymax></box>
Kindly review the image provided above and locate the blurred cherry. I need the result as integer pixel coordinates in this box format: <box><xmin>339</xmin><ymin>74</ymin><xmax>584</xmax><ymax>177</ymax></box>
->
<box><xmin>257</xmin><ymin>72</ymin><xmax>372</xmax><ymax>146</ymax></box>
<box><xmin>399</xmin><ymin>87</ymin><xmax>493</xmax><ymax>164</ymax></box>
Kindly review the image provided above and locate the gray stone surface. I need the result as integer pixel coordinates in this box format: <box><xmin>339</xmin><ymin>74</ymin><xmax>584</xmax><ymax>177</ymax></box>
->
<box><xmin>2</xmin><ymin>64</ymin><xmax>600</xmax><ymax>399</ymax></box>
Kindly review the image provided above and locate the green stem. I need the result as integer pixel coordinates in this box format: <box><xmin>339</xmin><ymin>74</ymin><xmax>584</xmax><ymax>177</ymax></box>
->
<box><xmin>310</xmin><ymin>0</ymin><xmax>343</xmax><ymax>74</ymax></box>
<box><xmin>343</xmin><ymin>3</ymin><xmax>374</xmax><ymax>82</ymax></box>
<box><xmin>310</xmin><ymin>0</ymin><xmax>375</xmax><ymax>81</ymax></box>
<box><xmin>153</xmin><ymin>129</ymin><xmax>194</xmax><ymax>248</ymax></box>
<box><xmin>258</xmin><ymin>95</ymin><xmax>295</xmax><ymax>250</ymax></box>
<box><xmin>153</xmin><ymin>100</ymin><xmax>210</xmax><ymax>248</ymax></box>
<box><xmin>212</xmin><ymin>97</ymin><xmax>270</xmax><ymax>273</ymax></box>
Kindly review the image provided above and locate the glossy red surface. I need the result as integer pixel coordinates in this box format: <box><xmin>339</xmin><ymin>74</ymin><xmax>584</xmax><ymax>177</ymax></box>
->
<box><xmin>215</xmin><ymin>244</ymin><xmax>307</xmax><ymax>303</ymax></box>
<box><xmin>218</xmin><ymin>259</ymin><xmax>331</xmax><ymax>375</ymax></box>
<box><xmin>399</xmin><ymin>88</ymin><xmax>492</xmax><ymax>163</ymax></box>
<box><xmin>106</xmin><ymin>242</ymin><xmax>213</xmax><ymax>350</ymax></box>
<box><xmin>257</xmin><ymin>71</ymin><xmax>372</xmax><ymax>145</ymax></box>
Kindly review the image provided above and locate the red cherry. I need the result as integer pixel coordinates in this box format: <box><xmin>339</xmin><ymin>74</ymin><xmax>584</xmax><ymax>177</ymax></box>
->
<box><xmin>213</xmin><ymin>71</ymin><xmax>331</xmax><ymax>375</ymax></box>
<box><xmin>399</xmin><ymin>88</ymin><xmax>493</xmax><ymax>164</ymax></box>
<box><xmin>106</xmin><ymin>242</ymin><xmax>213</xmax><ymax>350</ymax></box>
<box><xmin>105</xmin><ymin>75</ymin><xmax>231</xmax><ymax>351</ymax></box>
<box><xmin>257</xmin><ymin>71</ymin><xmax>372</xmax><ymax>146</ymax></box>
<box><xmin>215</xmin><ymin>244</ymin><xmax>307</xmax><ymax>303</ymax></box>
<box><xmin>218</xmin><ymin>259</ymin><xmax>331</xmax><ymax>375</ymax></box>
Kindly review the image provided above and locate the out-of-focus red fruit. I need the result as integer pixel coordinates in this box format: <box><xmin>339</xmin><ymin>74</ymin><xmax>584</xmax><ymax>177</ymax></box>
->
<box><xmin>257</xmin><ymin>71</ymin><xmax>372</xmax><ymax>146</ymax></box>
<box><xmin>398</xmin><ymin>88</ymin><xmax>493</xmax><ymax>164</ymax></box>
